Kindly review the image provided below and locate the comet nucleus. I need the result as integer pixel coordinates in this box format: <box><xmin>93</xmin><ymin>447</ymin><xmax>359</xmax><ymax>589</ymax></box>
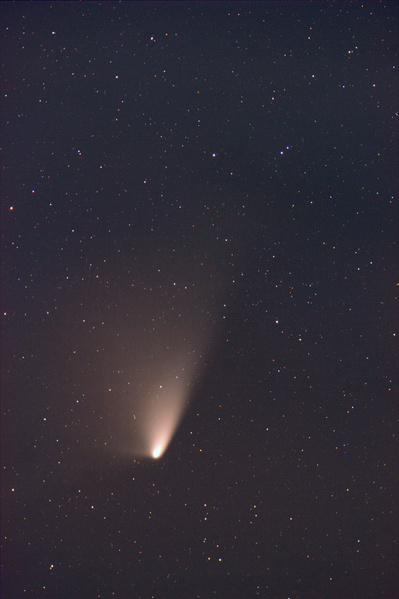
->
<box><xmin>152</xmin><ymin>445</ymin><xmax>163</xmax><ymax>459</ymax></box>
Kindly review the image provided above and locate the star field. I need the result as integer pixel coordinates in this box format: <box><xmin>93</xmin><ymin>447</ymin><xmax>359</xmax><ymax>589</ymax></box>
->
<box><xmin>1</xmin><ymin>2</ymin><xmax>398</xmax><ymax>598</ymax></box>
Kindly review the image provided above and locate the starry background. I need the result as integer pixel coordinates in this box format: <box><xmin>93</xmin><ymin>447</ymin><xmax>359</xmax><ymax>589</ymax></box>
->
<box><xmin>1</xmin><ymin>2</ymin><xmax>398</xmax><ymax>598</ymax></box>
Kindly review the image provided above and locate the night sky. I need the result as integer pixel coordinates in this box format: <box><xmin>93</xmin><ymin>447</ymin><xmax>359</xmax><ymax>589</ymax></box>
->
<box><xmin>1</xmin><ymin>2</ymin><xmax>398</xmax><ymax>598</ymax></box>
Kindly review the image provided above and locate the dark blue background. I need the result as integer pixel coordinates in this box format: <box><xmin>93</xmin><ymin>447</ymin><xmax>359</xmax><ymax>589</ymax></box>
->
<box><xmin>1</xmin><ymin>2</ymin><xmax>397</xmax><ymax>598</ymax></box>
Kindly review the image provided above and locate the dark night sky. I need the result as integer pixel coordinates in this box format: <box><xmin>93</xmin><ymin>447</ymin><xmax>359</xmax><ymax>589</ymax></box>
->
<box><xmin>1</xmin><ymin>2</ymin><xmax>398</xmax><ymax>598</ymax></box>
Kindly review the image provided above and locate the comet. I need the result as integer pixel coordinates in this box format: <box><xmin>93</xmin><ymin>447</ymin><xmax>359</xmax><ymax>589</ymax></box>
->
<box><xmin>116</xmin><ymin>365</ymin><xmax>196</xmax><ymax>460</ymax></box>
<box><xmin>101</xmin><ymin>264</ymin><xmax>220</xmax><ymax>461</ymax></box>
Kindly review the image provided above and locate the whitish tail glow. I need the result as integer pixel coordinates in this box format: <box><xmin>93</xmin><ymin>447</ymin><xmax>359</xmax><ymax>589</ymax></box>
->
<box><xmin>144</xmin><ymin>378</ymin><xmax>189</xmax><ymax>459</ymax></box>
